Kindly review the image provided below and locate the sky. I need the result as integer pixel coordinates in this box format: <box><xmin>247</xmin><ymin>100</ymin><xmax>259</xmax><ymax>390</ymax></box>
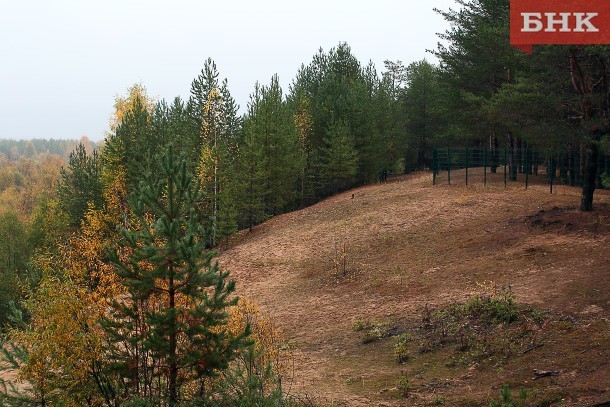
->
<box><xmin>0</xmin><ymin>0</ymin><xmax>456</xmax><ymax>141</ymax></box>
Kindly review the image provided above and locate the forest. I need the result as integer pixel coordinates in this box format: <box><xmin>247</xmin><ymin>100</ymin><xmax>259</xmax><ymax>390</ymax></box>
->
<box><xmin>0</xmin><ymin>0</ymin><xmax>609</xmax><ymax>405</ymax></box>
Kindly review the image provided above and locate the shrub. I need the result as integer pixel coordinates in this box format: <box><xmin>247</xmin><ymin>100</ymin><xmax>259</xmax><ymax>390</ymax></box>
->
<box><xmin>459</xmin><ymin>283</ymin><xmax>518</xmax><ymax>325</ymax></box>
<box><xmin>204</xmin><ymin>346</ymin><xmax>287</xmax><ymax>407</ymax></box>
<box><xmin>489</xmin><ymin>384</ymin><xmax>527</xmax><ymax>407</ymax></box>
<box><xmin>227</xmin><ymin>298</ymin><xmax>295</xmax><ymax>390</ymax></box>
<box><xmin>352</xmin><ymin>319</ymin><xmax>369</xmax><ymax>332</ymax></box>
<box><xmin>415</xmin><ymin>283</ymin><xmax>540</xmax><ymax>364</ymax></box>
<box><xmin>393</xmin><ymin>334</ymin><xmax>411</xmax><ymax>363</ymax></box>
<box><xmin>397</xmin><ymin>375</ymin><xmax>411</xmax><ymax>398</ymax></box>
<box><xmin>352</xmin><ymin>320</ymin><xmax>393</xmax><ymax>344</ymax></box>
<box><xmin>529</xmin><ymin>308</ymin><xmax>544</xmax><ymax>325</ymax></box>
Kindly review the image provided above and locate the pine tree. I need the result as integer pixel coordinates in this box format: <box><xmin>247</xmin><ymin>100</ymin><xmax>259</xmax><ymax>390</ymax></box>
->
<box><xmin>190</xmin><ymin>59</ymin><xmax>241</xmax><ymax>246</ymax></box>
<box><xmin>289</xmin><ymin>43</ymin><xmax>392</xmax><ymax>192</ymax></box>
<box><xmin>104</xmin><ymin>146</ymin><xmax>249</xmax><ymax>405</ymax></box>
<box><xmin>57</xmin><ymin>142</ymin><xmax>103</xmax><ymax>227</ymax></box>
<box><xmin>321</xmin><ymin>120</ymin><xmax>358</xmax><ymax>195</ymax></box>
<box><xmin>402</xmin><ymin>60</ymin><xmax>445</xmax><ymax>171</ymax></box>
<box><xmin>237</xmin><ymin>84</ymin><xmax>266</xmax><ymax>229</ymax></box>
<box><xmin>103</xmin><ymin>87</ymin><xmax>156</xmax><ymax>190</ymax></box>
<box><xmin>291</xmin><ymin>94</ymin><xmax>315</xmax><ymax>206</ymax></box>
<box><xmin>168</xmin><ymin>97</ymin><xmax>199</xmax><ymax>169</ymax></box>
<box><xmin>378</xmin><ymin>61</ymin><xmax>409</xmax><ymax>176</ymax></box>
<box><xmin>251</xmin><ymin>75</ymin><xmax>301</xmax><ymax>217</ymax></box>
<box><xmin>432</xmin><ymin>0</ymin><xmax>523</xmax><ymax>178</ymax></box>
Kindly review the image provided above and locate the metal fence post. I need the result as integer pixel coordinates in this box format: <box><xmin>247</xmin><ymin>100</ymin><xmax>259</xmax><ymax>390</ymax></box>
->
<box><xmin>427</xmin><ymin>147</ymin><xmax>575</xmax><ymax>191</ymax></box>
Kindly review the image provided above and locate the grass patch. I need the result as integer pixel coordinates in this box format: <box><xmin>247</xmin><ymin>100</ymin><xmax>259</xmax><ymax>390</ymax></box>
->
<box><xmin>352</xmin><ymin>320</ymin><xmax>395</xmax><ymax>344</ymax></box>
<box><xmin>403</xmin><ymin>284</ymin><xmax>544</xmax><ymax>366</ymax></box>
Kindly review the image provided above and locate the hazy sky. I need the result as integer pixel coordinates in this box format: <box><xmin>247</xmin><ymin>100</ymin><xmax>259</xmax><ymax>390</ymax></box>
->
<box><xmin>0</xmin><ymin>0</ymin><xmax>456</xmax><ymax>141</ymax></box>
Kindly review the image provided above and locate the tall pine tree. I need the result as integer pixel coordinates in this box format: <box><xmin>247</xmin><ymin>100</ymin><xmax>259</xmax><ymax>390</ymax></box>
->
<box><xmin>104</xmin><ymin>146</ymin><xmax>249</xmax><ymax>405</ymax></box>
<box><xmin>190</xmin><ymin>59</ymin><xmax>241</xmax><ymax>246</ymax></box>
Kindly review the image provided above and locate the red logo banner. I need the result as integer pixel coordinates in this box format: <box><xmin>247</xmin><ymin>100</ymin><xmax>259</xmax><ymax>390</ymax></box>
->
<box><xmin>510</xmin><ymin>0</ymin><xmax>610</xmax><ymax>54</ymax></box>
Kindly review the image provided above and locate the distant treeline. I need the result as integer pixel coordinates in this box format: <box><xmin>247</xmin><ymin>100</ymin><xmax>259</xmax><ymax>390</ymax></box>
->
<box><xmin>0</xmin><ymin>138</ymin><xmax>97</xmax><ymax>161</ymax></box>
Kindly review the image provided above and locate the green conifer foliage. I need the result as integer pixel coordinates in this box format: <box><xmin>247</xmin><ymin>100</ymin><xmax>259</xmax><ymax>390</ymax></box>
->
<box><xmin>241</xmin><ymin>75</ymin><xmax>301</xmax><ymax>219</ymax></box>
<box><xmin>57</xmin><ymin>142</ymin><xmax>103</xmax><ymax>227</ymax></box>
<box><xmin>104</xmin><ymin>146</ymin><xmax>249</xmax><ymax>405</ymax></box>
<box><xmin>0</xmin><ymin>211</ymin><xmax>30</xmax><ymax>328</ymax></box>
<box><xmin>104</xmin><ymin>94</ymin><xmax>156</xmax><ymax>190</ymax></box>
<box><xmin>237</xmin><ymin>83</ymin><xmax>266</xmax><ymax>230</ymax></box>
<box><xmin>189</xmin><ymin>59</ymin><xmax>241</xmax><ymax>246</ymax></box>
<box><xmin>321</xmin><ymin>121</ymin><xmax>358</xmax><ymax>195</ymax></box>
<box><xmin>288</xmin><ymin>43</ymin><xmax>399</xmax><ymax>195</ymax></box>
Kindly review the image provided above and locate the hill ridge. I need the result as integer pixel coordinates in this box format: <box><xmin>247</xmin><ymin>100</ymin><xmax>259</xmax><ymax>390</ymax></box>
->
<box><xmin>219</xmin><ymin>173</ymin><xmax>610</xmax><ymax>405</ymax></box>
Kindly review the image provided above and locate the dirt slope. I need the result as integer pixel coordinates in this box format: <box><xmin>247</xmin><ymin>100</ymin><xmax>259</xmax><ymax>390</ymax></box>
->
<box><xmin>219</xmin><ymin>172</ymin><xmax>610</xmax><ymax>406</ymax></box>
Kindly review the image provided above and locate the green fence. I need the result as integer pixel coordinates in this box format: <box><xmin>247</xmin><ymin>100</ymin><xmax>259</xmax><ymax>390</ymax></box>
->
<box><xmin>432</xmin><ymin>147</ymin><xmax>610</xmax><ymax>192</ymax></box>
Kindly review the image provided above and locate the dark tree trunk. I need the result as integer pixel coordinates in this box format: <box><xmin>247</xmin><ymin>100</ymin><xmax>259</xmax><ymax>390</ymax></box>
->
<box><xmin>523</xmin><ymin>141</ymin><xmax>533</xmax><ymax>174</ymax></box>
<box><xmin>579</xmin><ymin>142</ymin><xmax>586</xmax><ymax>182</ymax></box>
<box><xmin>560</xmin><ymin>152</ymin><xmax>568</xmax><ymax>184</ymax></box>
<box><xmin>168</xmin><ymin>272</ymin><xmax>178</xmax><ymax>406</ymax></box>
<box><xmin>568</xmin><ymin>148</ymin><xmax>577</xmax><ymax>186</ymax></box>
<box><xmin>548</xmin><ymin>155</ymin><xmax>556</xmax><ymax>182</ymax></box>
<box><xmin>516</xmin><ymin>138</ymin><xmax>524</xmax><ymax>174</ymax></box>
<box><xmin>567</xmin><ymin>47</ymin><xmax>610</xmax><ymax>208</ymax></box>
<box><xmin>490</xmin><ymin>134</ymin><xmax>499</xmax><ymax>173</ymax></box>
<box><xmin>580</xmin><ymin>133</ymin><xmax>601</xmax><ymax>211</ymax></box>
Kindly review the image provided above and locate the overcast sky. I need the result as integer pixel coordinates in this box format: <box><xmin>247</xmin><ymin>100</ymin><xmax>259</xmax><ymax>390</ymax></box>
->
<box><xmin>0</xmin><ymin>0</ymin><xmax>456</xmax><ymax>141</ymax></box>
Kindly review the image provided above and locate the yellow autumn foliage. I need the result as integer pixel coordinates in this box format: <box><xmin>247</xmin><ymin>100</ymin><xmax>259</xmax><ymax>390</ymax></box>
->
<box><xmin>9</xmin><ymin>168</ymin><xmax>132</xmax><ymax>405</ymax></box>
<box><xmin>227</xmin><ymin>297</ymin><xmax>297</xmax><ymax>386</ymax></box>
<box><xmin>61</xmin><ymin>205</ymin><xmax>123</xmax><ymax>301</ymax></box>
<box><xmin>108</xmin><ymin>83</ymin><xmax>155</xmax><ymax>133</ymax></box>
<box><xmin>11</xmin><ymin>276</ymin><xmax>107</xmax><ymax>406</ymax></box>
<box><xmin>0</xmin><ymin>154</ymin><xmax>64</xmax><ymax>222</ymax></box>
<box><xmin>293</xmin><ymin>96</ymin><xmax>313</xmax><ymax>150</ymax></box>
<box><xmin>198</xmin><ymin>144</ymin><xmax>218</xmax><ymax>187</ymax></box>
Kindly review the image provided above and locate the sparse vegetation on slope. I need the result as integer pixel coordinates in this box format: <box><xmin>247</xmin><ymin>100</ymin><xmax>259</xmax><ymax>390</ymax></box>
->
<box><xmin>219</xmin><ymin>172</ymin><xmax>610</xmax><ymax>405</ymax></box>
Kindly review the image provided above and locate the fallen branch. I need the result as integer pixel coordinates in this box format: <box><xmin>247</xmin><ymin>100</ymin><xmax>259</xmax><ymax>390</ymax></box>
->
<box><xmin>532</xmin><ymin>369</ymin><xmax>560</xmax><ymax>380</ymax></box>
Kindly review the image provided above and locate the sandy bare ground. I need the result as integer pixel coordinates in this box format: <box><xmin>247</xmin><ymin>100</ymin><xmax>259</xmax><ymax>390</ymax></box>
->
<box><xmin>219</xmin><ymin>172</ymin><xmax>610</xmax><ymax>406</ymax></box>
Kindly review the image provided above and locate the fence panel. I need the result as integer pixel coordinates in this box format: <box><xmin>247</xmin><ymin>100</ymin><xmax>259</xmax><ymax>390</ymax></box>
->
<box><xmin>432</xmin><ymin>147</ymin><xmax>609</xmax><ymax>191</ymax></box>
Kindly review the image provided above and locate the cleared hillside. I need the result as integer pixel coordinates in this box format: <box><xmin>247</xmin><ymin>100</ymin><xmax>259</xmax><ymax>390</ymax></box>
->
<box><xmin>220</xmin><ymin>172</ymin><xmax>610</xmax><ymax>406</ymax></box>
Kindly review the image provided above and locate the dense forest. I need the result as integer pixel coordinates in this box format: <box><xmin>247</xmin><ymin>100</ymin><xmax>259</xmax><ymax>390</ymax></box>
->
<box><xmin>1</xmin><ymin>0</ymin><xmax>609</xmax><ymax>405</ymax></box>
